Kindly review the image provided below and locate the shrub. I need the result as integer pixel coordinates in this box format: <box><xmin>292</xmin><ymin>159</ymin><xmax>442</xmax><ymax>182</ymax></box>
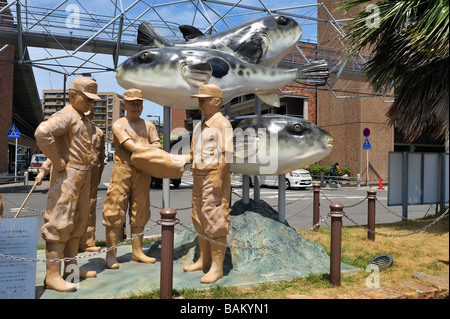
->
<box><xmin>306</xmin><ymin>164</ymin><xmax>351</xmax><ymax>176</ymax></box>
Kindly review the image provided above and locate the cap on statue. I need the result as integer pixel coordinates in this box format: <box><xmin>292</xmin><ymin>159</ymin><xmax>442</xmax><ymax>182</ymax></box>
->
<box><xmin>191</xmin><ymin>84</ymin><xmax>223</xmax><ymax>99</ymax></box>
<box><xmin>69</xmin><ymin>77</ymin><xmax>101</xmax><ymax>100</ymax></box>
<box><xmin>123</xmin><ymin>88</ymin><xmax>144</xmax><ymax>101</ymax></box>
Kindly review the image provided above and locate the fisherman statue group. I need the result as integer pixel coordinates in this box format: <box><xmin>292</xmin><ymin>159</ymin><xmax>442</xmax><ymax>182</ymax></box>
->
<box><xmin>30</xmin><ymin>15</ymin><xmax>330</xmax><ymax>293</ymax></box>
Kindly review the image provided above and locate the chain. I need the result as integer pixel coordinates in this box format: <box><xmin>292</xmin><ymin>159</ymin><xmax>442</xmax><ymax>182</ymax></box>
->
<box><xmin>273</xmin><ymin>189</ymin><xmax>314</xmax><ymax>208</ymax></box>
<box><xmin>231</xmin><ymin>188</ymin><xmax>242</xmax><ymax>199</ymax></box>
<box><xmin>375</xmin><ymin>197</ymin><xmax>407</xmax><ymax>220</ymax></box>
<box><xmin>320</xmin><ymin>190</ymin><xmax>368</xmax><ymax>208</ymax></box>
<box><xmin>0</xmin><ymin>221</ymin><xmax>160</xmax><ymax>263</ymax></box>
<box><xmin>176</xmin><ymin>215</ymin><xmax>330</xmax><ymax>251</ymax></box>
<box><xmin>343</xmin><ymin>208</ymin><xmax>449</xmax><ymax>237</ymax></box>
<box><xmin>286</xmin><ymin>202</ymin><xmax>313</xmax><ymax>219</ymax></box>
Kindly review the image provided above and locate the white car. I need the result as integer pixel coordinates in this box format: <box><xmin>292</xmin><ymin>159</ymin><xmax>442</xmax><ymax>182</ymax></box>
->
<box><xmin>27</xmin><ymin>154</ymin><xmax>47</xmax><ymax>180</ymax></box>
<box><xmin>247</xmin><ymin>169</ymin><xmax>313</xmax><ymax>189</ymax></box>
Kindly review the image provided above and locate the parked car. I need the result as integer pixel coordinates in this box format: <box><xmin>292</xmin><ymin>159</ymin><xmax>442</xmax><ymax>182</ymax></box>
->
<box><xmin>27</xmin><ymin>154</ymin><xmax>47</xmax><ymax>180</ymax></box>
<box><xmin>247</xmin><ymin>169</ymin><xmax>312</xmax><ymax>189</ymax></box>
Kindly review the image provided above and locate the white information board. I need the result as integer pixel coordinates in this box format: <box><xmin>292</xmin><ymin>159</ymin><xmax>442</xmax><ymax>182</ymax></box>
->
<box><xmin>0</xmin><ymin>218</ymin><xmax>38</xmax><ymax>299</ymax></box>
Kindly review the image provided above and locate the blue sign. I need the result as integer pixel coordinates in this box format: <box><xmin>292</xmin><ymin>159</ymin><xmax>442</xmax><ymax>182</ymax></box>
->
<box><xmin>363</xmin><ymin>137</ymin><xmax>371</xmax><ymax>150</ymax></box>
<box><xmin>7</xmin><ymin>124</ymin><xmax>20</xmax><ymax>138</ymax></box>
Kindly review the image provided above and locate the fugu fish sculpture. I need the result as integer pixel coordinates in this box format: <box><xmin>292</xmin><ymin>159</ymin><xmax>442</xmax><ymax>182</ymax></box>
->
<box><xmin>169</xmin><ymin>114</ymin><xmax>333</xmax><ymax>176</ymax></box>
<box><xmin>116</xmin><ymin>47</ymin><xmax>328</xmax><ymax>109</ymax></box>
<box><xmin>137</xmin><ymin>15</ymin><xmax>302</xmax><ymax>67</ymax></box>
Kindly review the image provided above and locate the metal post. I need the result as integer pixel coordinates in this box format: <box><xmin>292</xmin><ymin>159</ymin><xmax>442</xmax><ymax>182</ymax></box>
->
<box><xmin>224</xmin><ymin>102</ymin><xmax>231</xmax><ymax>117</ymax></box>
<box><xmin>242</xmin><ymin>175</ymin><xmax>250</xmax><ymax>204</ymax></box>
<box><xmin>366</xmin><ymin>149</ymin><xmax>369</xmax><ymax>187</ymax></box>
<box><xmin>367</xmin><ymin>189</ymin><xmax>376</xmax><ymax>241</ymax></box>
<box><xmin>313</xmin><ymin>182</ymin><xmax>320</xmax><ymax>228</ymax></box>
<box><xmin>278</xmin><ymin>174</ymin><xmax>286</xmax><ymax>223</ymax></box>
<box><xmin>63</xmin><ymin>74</ymin><xmax>67</xmax><ymax>106</ymax></box>
<box><xmin>163</xmin><ymin>107</ymin><xmax>171</xmax><ymax>207</ymax></box>
<box><xmin>320</xmin><ymin>171</ymin><xmax>325</xmax><ymax>187</ymax></box>
<box><xmin>356</xmin><ymin>173</ymin><xmax>361</xmax><ymax>188</ymax></box>
<box><xmin>159</xmin><ymin>207</ymin><xmax>177</xmax><ymax>299</ymax></box>
<box><xmin>329</xmin><ymin>202</ymin><xmax>344</xmax><ymax>286</ymax></box>
<box><xmin>16</xmin><ymin>1</ymin><xmax>24</xmax><ymax>60</ymax></box>
<box><xmin>14</xmin><ymin>137</ymin><xmax>18</xmax><ymax>185</ymax></box>
<box><xmin>253</xmin><ymin>97</ymin><xmax>261</xmax><ymax>202</ymax></box>
<box><xmin>253</xmin><ymin>176</ymin><xmax>260</xmax><ymax>201</ymax></box>
<box><xmin>401</xmin><ymin>152</ymin><xmax>408</xmax><ymax>220</ymax></box>
<box><xmin>113</xmin><ymin>14</ymin><xmax>124</xmax><ymax>69</ymax></box>
<box><xmin>439</xmin><ymin>152</ymin><xmax>446</xmax><ymax>213</ymax></box>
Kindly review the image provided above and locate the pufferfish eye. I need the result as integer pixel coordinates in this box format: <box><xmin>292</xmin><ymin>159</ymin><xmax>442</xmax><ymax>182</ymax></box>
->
<box><xmin>276</xmin><ymin>16</ymin><xmax>288</xmax><ymax>25</ymax></box>
<box><xmin>138</xmin><ymin>51</ymin><xmax>151</xmax><ymax>63</ymax></box>
<box><xmin>293</xmin><ymin>123</ymin><xmax>302</xmax><ymax>132</ymax></box>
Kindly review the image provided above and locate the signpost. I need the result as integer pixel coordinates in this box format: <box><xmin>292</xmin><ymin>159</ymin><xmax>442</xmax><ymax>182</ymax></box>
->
<box><xmin>363</xmin><ymin>130</ymin><xmax>371</xmax><ymax>187</ymax></box>
<box><xmin>7</xmin><ymin>124</ymin><xmax>21</xmax><ymax>184</ymax></box>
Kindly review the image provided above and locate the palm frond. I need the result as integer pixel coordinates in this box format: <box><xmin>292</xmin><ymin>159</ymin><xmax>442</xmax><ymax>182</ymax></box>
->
<box><xmin>338</xmin><ymin>0</ymin><xmax>449</xmax><ymax>141</ymax></box>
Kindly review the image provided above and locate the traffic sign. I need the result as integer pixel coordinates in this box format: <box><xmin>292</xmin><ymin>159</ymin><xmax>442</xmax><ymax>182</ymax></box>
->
<box><xmin>363</xmin><ymin>137</ymin><xmax>371</xmax><ymax>150</ymax></box>
<box><xmin>363</xmin><ymin>128</ymin><xmax>370</xmax><ymax>137</ymax></box>
<box><xmin>7</xmin><ymin>124</ymin><xmax>20</xmax><ymax>138</ymax></box>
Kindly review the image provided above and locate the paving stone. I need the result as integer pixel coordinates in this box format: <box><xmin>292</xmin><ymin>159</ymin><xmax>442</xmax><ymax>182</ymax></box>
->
<box><xmin>412</xmin><ymin>273</ymin><xmax>449</xmax><ymax>298</ymax></box>
<box><xmin>383</xmin><ymin>283</ymin><xmax>419</xmax><ymax>299</ymax></box>
<box><xmin>396</xmin><ymin>279</ymin><xmax>438</xmax><ymax>299</ymax></box>
<box><xmin>357</xmin><ymin>288</ymin><xmax>403</xmax><ymax>299</ymax></box>
<box><xmin>337</xmin><ymin>292</ymin><xmax>372</xmax><ymax>299</ymax></box>
<box><xmin>286</xmin><ymin>294</ymin><xmax>314</xmax><ymax>299</ymax></box>
<box><xmin>311</xmin><ymin>294</ymin><xmax>333</xmax><ymax>299</ymax></box>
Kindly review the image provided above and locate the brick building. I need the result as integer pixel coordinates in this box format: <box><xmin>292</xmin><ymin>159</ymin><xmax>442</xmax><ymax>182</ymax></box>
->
<box><xmin>317</xmin><ymin>0</ymin><xmax>445</xmax><ymax>182</ymax></box>
<box><xmin>1</xmin><ymin>1</ymin><xmax>43</xmax><ymax>176</ymax></box>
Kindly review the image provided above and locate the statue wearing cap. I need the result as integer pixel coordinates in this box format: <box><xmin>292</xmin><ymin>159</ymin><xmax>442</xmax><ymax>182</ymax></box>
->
<box><xmin>102</xmin><ymin>88</ymin><xmax>186</xmax><ymax>269</ymax></box>
<box><xmin>183</xmin><ymin>84</ymin><xmax>234</xmax><ymax>284</ymax></box>
<box><xmin>35</xmin><ymin>77</ymin><xmax>101</xmax><ymax>292</ymax></box>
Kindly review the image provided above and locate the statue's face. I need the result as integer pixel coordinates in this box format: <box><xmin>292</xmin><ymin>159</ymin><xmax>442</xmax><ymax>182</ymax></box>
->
<box><xmin>70</xmin><ymin>90</ymin><xmax>94</xmax><ymax>114</ymax></box>
<box><xmin>198</xmin><ymin>97</ymin><xmax>221</xmax><ymax>118</ymax></box>
<box><xmin>124</xmin><ymin>100</ymin><xmax>143</xmax><ymax>122</ymax></box>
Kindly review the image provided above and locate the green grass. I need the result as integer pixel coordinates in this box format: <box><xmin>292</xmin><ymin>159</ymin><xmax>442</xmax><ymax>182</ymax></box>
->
<box><xmin>123</xmin><ymin>212</ymin><xmax>448</xmax><ymax>299</ymax></box>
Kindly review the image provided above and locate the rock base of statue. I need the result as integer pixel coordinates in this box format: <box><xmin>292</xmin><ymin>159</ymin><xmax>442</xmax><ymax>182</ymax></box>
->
<box><xmin>148</xmin><ymin>199</ymin><xmax>358</xmax><ymax>284</ymax></box>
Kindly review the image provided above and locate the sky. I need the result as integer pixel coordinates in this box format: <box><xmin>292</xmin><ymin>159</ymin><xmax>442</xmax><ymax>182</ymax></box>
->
<box><xmin>20</xmin><ymin>0</ymin><xmax>320</xmax><ymax>123</ymax></box>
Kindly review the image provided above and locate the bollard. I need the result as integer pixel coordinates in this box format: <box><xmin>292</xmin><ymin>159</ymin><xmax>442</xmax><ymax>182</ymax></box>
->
<box><xmin>367</xmin><ymin>189</ymin><xmax>377</xmax><ymax>241</ymax></box>
<box><xmin>329</xmin><ymin>202</ymin><xmax>344</xmax><ymax>287</ymax></box>
<box><xmin>159</xmin><ymin>207</ymin><xmax>177</xmax><ymax>299</ymax></box>
<box><xmin>313</xmin><ymin>183</ymin><xmax>320</xmax><ymax>229</ymax></box>
<box><xmin>24</xmin><ymin>171</ymin><xmax>29</xmax><ymax>186</ymax></box>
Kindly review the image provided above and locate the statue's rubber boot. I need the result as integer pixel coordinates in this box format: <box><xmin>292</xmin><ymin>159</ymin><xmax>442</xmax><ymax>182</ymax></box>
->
<box><xmin>131</xmin><ymin>226</ymin><xmax>156</xmax><ymax>263</ymax></box>
<box><xmin>44</xmin><ymin>242</ymin><xmax>77</xmax><ymax>292</ymax></box>
<box><xmin>200</xmin><ymin>236</ymin><xmax>227</xmax><ymax>284</ymax></box>
<box><xmin>183</xmin><ymin>236</ymin><xmax>211</xmax><ymax>272</ymax></box>
<box><xmin>63</xmin><ymin>237</ymin><xmax>97</xmax><ymax>279</ymax></box>
<box><xmin>105</xmin><ymin>226</ymin><xmax>121</xmax><ymax>269</ymax></box>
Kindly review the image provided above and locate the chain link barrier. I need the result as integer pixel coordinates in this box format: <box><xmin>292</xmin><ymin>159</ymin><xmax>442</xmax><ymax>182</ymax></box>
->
<box><xmin>344</xmin><ymin>208</ymin><xmax>449</xmax><ymax>238</ymax></box>
<box><xmin>0</xmin><ymin>220</ymin><xmax>160</xmax><ymax>263</ymax></box>
<box><xmin>1</xmin><ymin>187</ymin><xmax>448</xmax><ymax>263</ymax></box>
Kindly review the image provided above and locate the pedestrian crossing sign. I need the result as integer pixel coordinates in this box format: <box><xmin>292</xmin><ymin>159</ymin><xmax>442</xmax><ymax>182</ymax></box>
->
<box><xmin>7</xmin><ymin>123</ymin><xmax>20</xmax><ymax>138</ymax></box>
<box><xmin>363</xmin><ymin>137</ymin><xmax>371</xmax><ymax>150</ymax></box>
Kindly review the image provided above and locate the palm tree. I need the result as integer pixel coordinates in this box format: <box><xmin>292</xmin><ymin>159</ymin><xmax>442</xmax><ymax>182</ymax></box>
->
<box><xmin>338</xmin><ymin>0</ymin><xmax>449</xmax><ymax>142</ymax></box>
